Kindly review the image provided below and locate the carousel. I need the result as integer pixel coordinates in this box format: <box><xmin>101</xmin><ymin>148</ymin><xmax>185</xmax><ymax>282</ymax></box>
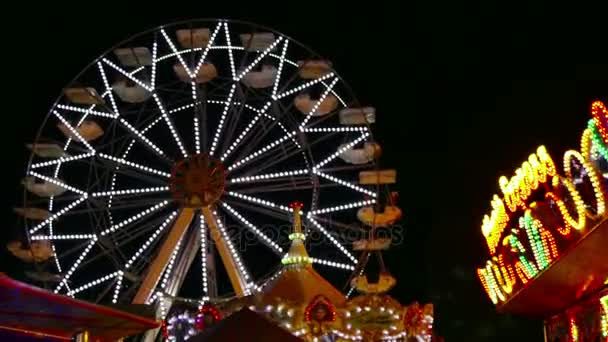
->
<box><xmin>7</xmin><ymin>19</ymin><xmax>435</xmax><ymax>341</ymax></box>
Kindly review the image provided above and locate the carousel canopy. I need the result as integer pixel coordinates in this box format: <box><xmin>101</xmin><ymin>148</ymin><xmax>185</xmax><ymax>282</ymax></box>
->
<box><xmin>193</xmin><ymin>308</ymin><xmax>301</xmax><ymax>342</ymax></box>
<box><xmin>0</xmin><ymin>273</ymin><xmax>159</xmax><ymax>340</ymax></box>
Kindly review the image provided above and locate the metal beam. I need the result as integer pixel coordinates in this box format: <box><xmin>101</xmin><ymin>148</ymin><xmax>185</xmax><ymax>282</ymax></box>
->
<box><xmin>200</xmin><ymin>207</ymin><xmax>248</xmax><ymax>297</ymax></box>
<box><xmin>132</xmin><ymin>208</ymin><xmax>195</xmax><ymax>304</ymax></box>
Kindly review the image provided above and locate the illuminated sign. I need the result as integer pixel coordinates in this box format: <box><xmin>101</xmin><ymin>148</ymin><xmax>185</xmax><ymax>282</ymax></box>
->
<box><xmin>477</xmin><ymin>101</ymin><xmax>608</xmax><ymax>304</ymax></box>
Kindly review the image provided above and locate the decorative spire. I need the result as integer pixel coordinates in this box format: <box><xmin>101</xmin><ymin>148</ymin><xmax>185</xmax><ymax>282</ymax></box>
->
<box><xmin>281</xmin><ymin>201</ymin><xmax>312</xmax><ymax>266</ymax></box>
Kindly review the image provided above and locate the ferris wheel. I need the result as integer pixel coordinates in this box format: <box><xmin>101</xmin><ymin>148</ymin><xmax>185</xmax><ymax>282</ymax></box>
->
<box><xmin>15</xmin><ymin>19</ymin><xmax>388</xmax><ymax>309</ymax></box>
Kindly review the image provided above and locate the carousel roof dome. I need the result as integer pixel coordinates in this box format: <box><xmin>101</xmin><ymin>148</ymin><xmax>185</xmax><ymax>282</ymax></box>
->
<box><xmin>259</xmin><ymin>203</ymin><xmax>346</xmax><ymax>307</ymax></box>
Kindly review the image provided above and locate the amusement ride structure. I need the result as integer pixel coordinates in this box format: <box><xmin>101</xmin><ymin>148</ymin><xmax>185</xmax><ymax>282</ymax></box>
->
<box><xmin>8</xmin><ymin>19</ymin><xmax>436</xmax><ymax>341</ymax></box>
<box><xmin>477</xmin><ymin>100</ymin><xmax>608</xmax><ymax>341</ymax></box>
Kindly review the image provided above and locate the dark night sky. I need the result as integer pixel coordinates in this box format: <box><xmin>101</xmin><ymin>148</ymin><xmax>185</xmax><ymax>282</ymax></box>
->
<box><xmin>0</xmin><ymin>6</ymin><xmax>606</xmax><ymax>341</ymax></box>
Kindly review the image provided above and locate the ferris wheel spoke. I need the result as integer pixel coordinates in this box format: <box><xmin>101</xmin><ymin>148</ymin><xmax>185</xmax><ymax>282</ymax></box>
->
<box><xmin>272</xmin><ymin>72</ymin><xmax>335</xmax><ymax>100</ymax></box>
<box><xmin>311</xmin><ymin>258</ymin><xmax>356</xmax><ymax>271</ymax></box>
<box><xmin>67</xmin><ymin>271</ymin><xmax>123</xmax><ymax>297</ymax></box>
<box><xmin>194</xmin><ymin>22</ymin><xmax>222</xmax><ymax>76</ymax></box>
<box><xmin>209</xmin><ymin>84</ymin><xmax>237</xmax><ymax>156</ymax></box>
<box><xmin>235</xmin><ymin>180</ymin><xmax>317</xmax><ymax>194</ymax></box>
<box><xmin>91</xmin><ymin>186</ymin><xmax>169</xmax><ymax>198</ymax></box>
<box><xmin>311</xmin><ymin>215</ymin><xmax>368</xmax><ymax>234</ymax></box>
<box><xmin>201</xmin><ymin>207</ymin><xmax>252</xmax><ymax>296</ymax></box>
<box><xmin>313</xmin><ymin>131</ymin><xmax>371</xmax><ymax>169</ymax></box>
<box><xmin>53</xmin><ymin>111</ymin><xmax>96</xmax><ymax>153</ymax></box>
<box><xmin>30</xmin><ymin>153</ymin><xmax>96</xmax><ymax>169</ymax></box>
<box><xmin>225</xmin><ymin>191</ymin><xmax>292</xmax><ymax>213</ymax></box>
<box><xmin>223</xmin><ymin>199</ymin><xmax>292</xmax><ymax>223</ymax></box>
<box><xmin>221</xmin><ymin>202</ymin><xmax>283</xmax><ymax>255</ymax></box>
<box><xmin>234</xmin><ymin>36</ymin><xmax>283</xmax><ymax>81</ymax></box>
<box><xmin>152</xmin><ymin>93</ymin><xmax>188</xmax><ymax>158</ymax></box>
<box><xmin>56</xmin><ymin>104</ymin><xmax>117</xmax><ymax>119</ymax></box>
<box><xmin>118</xmin><ymin>118</ymin><xmax>167</xmax><ymax>158</ymax></box>
<box><xmin>124</xmin><ymin>211</ymin><xmax>179</xmax><ymax>271</ymax></box>
<box><xmin>299</xmin><ymin>77</ymin><xmax>339</xmax><ymax>129</ymax></box>
<box><xmin>133</xmin><ymin>208</ymin><xmax>195</xmax><ymax>304</ymax></box>
<box><xmin>98</xmin><ymin>153</ymin><xmax>171</xmax><ymax>178</ymax></box>
<box><xmin>55</xmin><ymin>237</ymin><xmax>98</xmax><ymax>293</ymax></box>
<box><xmin>306</xmin><ymin>215</ymin><xmax>358</xmax><ymax>264</ymax></box>
<box><xmin>314</xmin><ymin>170</ymin><xmax>377</xmax><ymax>197</ymax></box>
<box><xmin>221</xmin><ymin>101</ymin><xmax>272</xmax><ymax>162</ymax></box>
<box><xmin>97</xmin><ymin>62</ymin><xmax>120</xmax><ymax>115</ymax></box>
<box><xmin>228</xmin><ymin>168</ymin><xmax>309</xmax><ymax>183</ymax></box>
<box><xmin>222</xmin><ymin>22</ymin><xmax>237</xmax><ymax>79</ymax></box>
<box><xmin>271</xmin><ymin>39</ymin><xmax>289</xmax><ymax>98</ymax></box>
<box><xmin>198</xmin><ymin>214</ymin><xmax>209</xmax><ymax>296</ymax></box>
<box><xmin>227</xmin><ymin>131</ymin><xmax>296</xmax><ymax>172</ymax></box>
<box><xmin>27</xmin><ymin>171</ymin><xmax>87</xmax><ymax>196</ymax></box>
<box><xmin>309</xmin><ymin>199</ymin><xmax>376</xmax><ymax>215</ymax></box>
<box><xmin>239</xmin><ymin>143</ymin><xmax>304</xmax><ymax>177</ymax></box>
<box><xmin>102</xmin><ymin>58</ymin><xmax>153</xmax><ymax>92</ymax></box>
<box><xmin>100</xmin><ymin>200</ymin><xmax>170</xmax><ymax>236</ymax></box>
<box><xmin>161</xmin><ymin>28</ymin><xmax>194</xmax><ymax>78</ymax></box>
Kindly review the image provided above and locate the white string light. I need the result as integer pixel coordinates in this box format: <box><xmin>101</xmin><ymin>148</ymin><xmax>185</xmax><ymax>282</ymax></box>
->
<box><xmin>307</xmin><ymin>216</ymin><xmax>358</xmax><ymax>264</ymax></box>
<box><xmin>227</xmin><ymin>131</ymin><xmax>296</xmax><ymax>171</ymax></box>
<box><xmin>100</xmin><ymin>201</ymin><xmax>170</xmax><ymax>236</ymax></box>
<box><xmin>300</xmin><ymin>77</ymin><xmax>339</xmax><ymax>129</ymax></box>
<box><xmin>221</xmin><ymin>202</ymin><xmax>283</xmax><ymax>253</ymax></box>
<box><xmin>161</xmin><ymin>28</ymin><xmax>193</xmax><ymax>78</ymax></box>
<box><xmin>118</xmin><ymin>118</ymin><xmax>166</xmax><ymax>156</ymax></box>
<box><xmin>31</xmin><ymin>153</ymin><xmax>95</xmax><ymax>169</ymax></box>
<box><xmin>229</xmin><ymin>169</ymin><xmax>309</xmax><ymax>183</ymax></box>
<box><xmin>112</xmin><ymin>273</ymin><xmax>123</xmax><ymax>303</ymax></box>
<box><xmin>209</xmin><ymin>84</ymin><xmax>236</xmax><ymax>156</ymax></box>
<box><xmin>150</xmin><ymin>40</ymin><xmax>158</xmax><ymax>89</ymax></box>
<box><xmin>221</xmin><ymin>101</ymin><xmax>272</xmax><ymax>162</ymax></box>
<box><xmin>92</xmin><ymin>186</ymin><xmax>169</xmax><ymax>197</ymax></box>
<box><xmin>160</xmin><ymin>235</ymin><xmax>183</xmax><ymax>290</ymax></box>
<box><xmin>55</xmin><ymin>237</ymin><xmax>98</xmax><ymax>293</ymax></box>
<box><xmin>194</xmin><ymin>114</ymin><xmax>201</xmax><ymax>154</ymax></box>
<box><xmin>56</xmin><ymin>104</ymin><xmax>117</xmax><ymax>119</ymax></box>
<box><xmin>194</xmin><ymin>22</ymin><xmax>222</xmax><ymax>75</ymax></box>
<box><xmin>304</xmin><ymin>127</ymin><xmax>369</xmax><ymax>133</ymax></box>
<box><xmin>98</xmin><ymin>153</ymin><xmax>171</xmax><ymax>178</ymax></box>
<box><xmin>28</xmin><ymin>171</ymin><xmax>87</xmax><ymax>196</ymax></box>
<box><xmin>199</xmin><ymin>215</ymin><xmax>208</xmax><ymax>295</ymax></box>
<box><xmin>96</xmin><ymin>62</ymin><xmax>119</xmax><ymax>115</ymax></box>
<box><xmin>313</xmin><ymin>170</ymin><xmax>376</xmax><ymax>197</ymax></box>
<box><xmin>125</xmin><ymin>211</ymin><xmax>178</xmax><ymax>269</ymax></box>
<box><xmin>332</xmin><ymin>330</ymin><xmax>363</xmax><ymax>340</ymax></box>
<box><xmin>53</xmin><ymin>111</ymin><xmax>96</xmax><ymax>153</ymax></box>
<box><xmin>314</xmin><ymin>132</ymin><xmax>370</xmax><ymax>169</ymax></box>
<box><xmin>380</xmin><ymin>331</ymin><xmax>407</xmax><ymax>340</ymax></box>
<box><xmin>102</xmin><ymin>58</ymin><xmax>153</xmax><ymax>91</ymax></box>
<box><xmin>169</xmin><ymin>103</ymin><xmax>195</xmax><ymax>114</ymax></box>
<box><xmin>310</xmin><ymin>199</ymin><xmax>376</xmax><ymax>215</ymax></box>
<box><xmin>235</xmin><ymin>36</ymin><xmax>283</xmax><ymax>81</ymax></box>
<box><xmin>312</xmin><ymin>258</ymin><xmax>356</xmax><ymax>270</ymax></box>
<box><xmin>152</xmin><ymin>93</ymin><xmax>188</xmax><ymax>158</ymax></box>
<box><xmin>225</xmin><ymin>191</ymin><xmax>292</xmax><ymax>212</ymax></box>
<box><xmin>31</xmin><ymin>234</ymin><xmax>96</xmax><ymax>240</ymax></box>
<box><xmin>213</xmin><ymin>211</ymin><xmax>252</xmax><ymax>285</ymax></box>
<box><xmin>223</xmin><ymin>22</ymin><xmax>237</xmax><ymax>79</ymax></box>
<box><xmin>272</xmin><ymin>72</ymin><xmax>335</xmax><ymax>100</ymax></box>
<box><xmin>271</xmin><ymin>39</ymin><xmax>289</xmax><ymax>97</ymax></box>
<box><xmin>68</xmin><ymin>271</ymin><xmax>122</xmax><ymax>296</ymax></box>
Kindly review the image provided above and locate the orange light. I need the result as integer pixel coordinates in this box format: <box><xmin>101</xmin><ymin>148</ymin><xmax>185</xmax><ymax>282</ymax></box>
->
<box><xmin>591</xmin><ymin>100</ymin><xmax>608</xmax><ymax>145</ymax></box>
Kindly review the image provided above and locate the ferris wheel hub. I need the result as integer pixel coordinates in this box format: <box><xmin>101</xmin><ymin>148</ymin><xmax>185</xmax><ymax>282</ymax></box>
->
<box><xmin>169</xmin><ymin>154</ymin><xmax>226</xmax><ymax>207</ymax></box>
